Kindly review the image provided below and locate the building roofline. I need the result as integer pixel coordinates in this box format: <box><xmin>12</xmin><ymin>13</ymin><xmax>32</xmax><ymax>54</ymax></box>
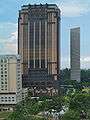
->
<box><xmin>21</xmin><ymin>3</ymin><xmax>60</xmax><ymax>10</ymax></box>
<box><xmin>70</xmin><ymin>27</ymin><xmax>80</xmax><ymax>30</ymax></box>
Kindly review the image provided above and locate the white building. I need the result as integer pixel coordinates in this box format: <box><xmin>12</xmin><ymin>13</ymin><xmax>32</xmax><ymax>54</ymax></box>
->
<box><xmin>22</xmin><ymin>88</ymin><xmax>28</xmax><ymax>100</ymax></box>
<box><xmin>0</xmin><ymin>55</ymin><xmax>22</xmax><ymax>108</ymax></box>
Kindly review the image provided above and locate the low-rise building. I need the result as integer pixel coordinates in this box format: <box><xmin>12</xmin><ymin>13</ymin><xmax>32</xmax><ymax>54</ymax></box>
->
<box><xmin>0</xmin><ymin>55</ymin><xmax>22</xmax><ymax>111</ymax></box>
<box><xmin>22</xmin><ymin>88</ymin><xmax>28</xmax><ymax>100</ymax></box>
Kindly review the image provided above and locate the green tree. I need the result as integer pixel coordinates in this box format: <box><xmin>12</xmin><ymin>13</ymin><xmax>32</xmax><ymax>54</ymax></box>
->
<box><xmin>69</xmin><ymin>93</ymin><xmax>90</xmax><ymax>111</ymax></box>
<box><xmin>62</xmin><ymin>110</ymin><xmax>80</xmax><ymax>120</ymax></box>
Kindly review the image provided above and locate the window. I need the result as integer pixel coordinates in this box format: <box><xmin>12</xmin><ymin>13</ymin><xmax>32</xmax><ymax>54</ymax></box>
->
<box><xmin>35</xmin><ymin>60</ymin><xmax>39</xmax><ymax>68</ymax></box>
<box><xmin>17</xmin><ymin>81</ymin><xmax>20</xmax><ymax>83</ymax></box>
<box><xmin>12</xmin><ymin>97</ymin><xmax>15</xmax><ymax>102</ymax></box>
<box><xmin>5</xmin><ymin>81</ymin><xmax>7</xmax><ymax>84</ymax></box>
<box><xmin>18</xmin><ymin>74</ymin><xmax>20</xmax><ymax>77</ymax></box>
<box><xmin>41</xmin><ymin>60</ymin><xmax>45</xmax><ymax>68</ymax></box>
<box><xmin>5</xmin><ymin>68</ymin><xmax>7</xmax><ymax>70</ymax></box>
<box><xmin>17</xmin><ymin>64</ymin><xmax>20</xmax><ymax>67</ymax></box>
<box><xmin>5</xmin><ymin>99</ymin><xmax>7</xmax><ymax>102</ymax></box>
<box><xmin>18</xmin><ymin>71</ymin><xmax>20</xmax><ymax>73</ymax></box>
<box><xmin>5</xmin><ymin>85</ymin><xmax>7</xmax><ymax>88</ymax></box>
<box><xmin>1</xmin><ymin>71</ymin><xmax>3</xmax><ymax>74</ymax></box>
<box><xmin>1</xmin><ymin>59</ymin><xmax>3</xmax><ymax>62</ymax></box>
<box><xmin>30</xmin><ymin>60</ymin><xmax>34</xmax><ymax>68</ymax></box>
<box><xmin>8</xmin><ymin>99</ymin><xmax>11</xmax><ymax>102</ymax></box>
<box><xmin>1</xmin><ymin>82</ymin><xmax>4</xmax><ymax>84</ymax></box>
<box><xmin>8</xmin><ymin>97</ymin><xmax>11</xmax><ymax>101</ymax></box>
<box><xmin>1</xmin><ymin>68</ymin><xmax>3</xmax><ymax>70</ymax></box>
<box><xmin>18</xmin><ymin>77</ymin><xmax>21</xmax><ymax>80</ymax></box>
<box><xmin>4</xmin><ymin>64</ymin><xmax>7</xmax><ymax>67</ymax></box>
<box><xmin>5</xmin><ymin>71</ymin><xmax>7</xmax><ymax>74</ymax></box>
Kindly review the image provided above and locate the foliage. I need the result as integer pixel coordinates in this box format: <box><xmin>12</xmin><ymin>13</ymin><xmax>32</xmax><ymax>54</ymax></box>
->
<box><xmin>60</xmin><ymin>68</ymin><xmax>70</xmax><ymax>80</ymax></box>
<box><xmin>7</xmin><ymin>91</ymin><xmax>90</xmax><ymax>120</ymax></box>
<box><xmin>0</xmin><ymin>112</ymin><xmax>12</xmax><ymax>119</ymax></box>
<box><xmin>61</xmin><ymin>68</ymin><xmax>90</xmax><ymax>80</ymax></box>
<box><xmin>7</xmin><ymin>68</ymin><xmax>90</xmax><ymax>120</ymax></box>
<box><xmin>69</xmin><ymin>93</ymin><xmax>90</xmax><ymax>112</ymax></box>
<box><xmin>81</xmin><ymin>69</ymin><xmax>90</xmax><ymax>83</ymax></box>
<box><xmin>62</xmin><ymin>110</ymin><xmax>80</xmax><ymax>120</ymax></box>
<box><xmin>7</xmin><ymin>96</ymin><xmax>63</xmax><ymax>120</ymax></box>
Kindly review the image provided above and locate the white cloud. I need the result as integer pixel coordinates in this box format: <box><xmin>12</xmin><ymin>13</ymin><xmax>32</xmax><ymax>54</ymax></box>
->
<box><xmin>0</xmin><ymin>22</ymin><xmax>18</xmax><ymax>54</ymax></box>
<box><xmin>61</xmin><ymin>56</ymin><xmax>90</xmax><ymax>69</ymax></box>
<box><xmin>58</xmin><ymin>0</ymin><xmax>90</xmax><ymax>17</ymax></box>
<box><xmin>9</xmin><ymin>31</ymin><xmax>18</xmax><ymax>43</ymax></box>
<box><xmin>5</xmin><ymin>30</ymin><xmax>18</xmax><ymax>54</ymax></box>
<box><xmin>80</xmin><ymin>57</ymin><xmax>90</xmax><ymax>69</ymax></box>
<box><xmin>81</xmin><ymin>57</ymin><xmax>90</xmax><ymax>62</ymax></box>
<box><xmin>61</xmin><ymin>57</ymin><xmax>70</xmax><ymax>69</ymax></box>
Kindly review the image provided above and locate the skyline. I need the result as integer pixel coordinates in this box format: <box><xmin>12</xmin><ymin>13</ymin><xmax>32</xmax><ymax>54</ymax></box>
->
<box><xmin>0</xmin><ymin>0</ymin><xmax>90</xmax><ymax>69</ymax></box>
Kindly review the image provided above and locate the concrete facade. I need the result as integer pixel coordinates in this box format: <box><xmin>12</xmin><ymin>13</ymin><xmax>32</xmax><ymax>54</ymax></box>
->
<box><xmin>0</xmin><ymin>55</ymin><xmax>22</xmax><ymax>105</ymax></box>
<box><xmin>70</xmin><ymin>27</ymin><xmax>80</xmax><ymax>82</ymax></box>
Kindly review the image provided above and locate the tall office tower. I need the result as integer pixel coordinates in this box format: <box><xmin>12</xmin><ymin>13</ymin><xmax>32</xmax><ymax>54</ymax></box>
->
<box><xmin>18</xmin><ymin>4</ymin><xmax>60</xmax><ymax>91</ymax></box>
<box><xmin>0</xmin><ymin>55</ymin><xmax>22</xmax><ymax>110</ymax></box>
<box><xmin>70</xmin><ymin>27</ymin><xmax>80</xmax><ymax>82</ymax></box>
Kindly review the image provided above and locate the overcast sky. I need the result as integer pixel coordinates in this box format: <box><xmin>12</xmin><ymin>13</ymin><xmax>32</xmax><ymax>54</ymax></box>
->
<box><xmin>0</xmin><ymin>0</ymin><xmax>90</xmax><ymax>69</ymax></box>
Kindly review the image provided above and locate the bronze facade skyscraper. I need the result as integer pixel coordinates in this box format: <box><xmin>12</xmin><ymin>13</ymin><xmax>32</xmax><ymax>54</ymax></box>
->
<box><xmin>18</xmin><ymin>4</ymin><xmax>60</xmax><ymax>90</ymax></box>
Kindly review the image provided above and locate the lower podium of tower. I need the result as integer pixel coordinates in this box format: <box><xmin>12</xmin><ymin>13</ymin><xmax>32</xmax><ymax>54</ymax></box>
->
<box><xmin>22</xmin><ymin>68</ymin><xmax>59</xmax><ymax>96</ymax></box>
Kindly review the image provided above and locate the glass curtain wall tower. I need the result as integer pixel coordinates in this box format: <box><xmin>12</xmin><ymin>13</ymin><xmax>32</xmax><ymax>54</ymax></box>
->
<box><xmin>70</xmin><ymin>27</ymin><xmax>80</xmax><ymax>82</ymax></box>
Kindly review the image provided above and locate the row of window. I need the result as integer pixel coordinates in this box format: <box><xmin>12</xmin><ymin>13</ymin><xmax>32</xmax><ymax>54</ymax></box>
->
<box><xmin>1</xmin><ymin>81</ymin><xmax>7</xmax><ymax>84</ymax></box>
<box><xmin>0</xmin><ymin>85</ymin><xmax>7</xmax><ymax>91</ymax></box>
<box><xmin>29</xmin><ymin>60</ymin><xmax>46</xmax><ymax>68</ymax></box>
<box><xmin>1</xmin><ymin>68</ymin><xmax>7</xmax><ymax>70</ymax></box>
<box><xmin>0</xmin><ymin>88</ymin><xmax>7</xmax><ymax>91</ymax></box>
<box><xmin>0</xmin><ymin>71</ymin><xmax>7</xmax><ymax>74</ymax></box>
<box><xmin>0</xmin><ymin>64</ymin><xmax>7</xmax><ymax>67</ymax></box>
<box><xmin>0</xmin><ymin>96</ymin><xmax>15</xmax><ymax>102</ymax></box>
<box><xmin>0</xmin><ymin>59</ymin><xmax>7</xmax><ymax>63</ymax></box>
<box><xmin>0</xmin><ymin>75</ymin><xmax>7</xmax><ymax>77</ymax></box>
<box><xmin>0</xmin><ymin>78</ymin><xmax>7</xmax><ymax>81</ymax></box>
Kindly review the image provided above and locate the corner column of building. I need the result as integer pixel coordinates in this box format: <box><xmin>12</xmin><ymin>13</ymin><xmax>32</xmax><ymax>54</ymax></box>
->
<box><xmin>45</xmin><ymin>21</ymin><xmax>47</xmax><ymax>68</ymax></box>
<box><xmin>39</xmin><ymin>21</ymin><xmax>41</xmax><ymax>68</ymax></box>
<box><xmin>34</xmin><ymin>22</ymin><xmax>36</xmax><ymax>68</ymax></box>
<box><xmin>28</xmin><ymin>21</ymin><xmax>30</xmax><ymax>68</ymax></box>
